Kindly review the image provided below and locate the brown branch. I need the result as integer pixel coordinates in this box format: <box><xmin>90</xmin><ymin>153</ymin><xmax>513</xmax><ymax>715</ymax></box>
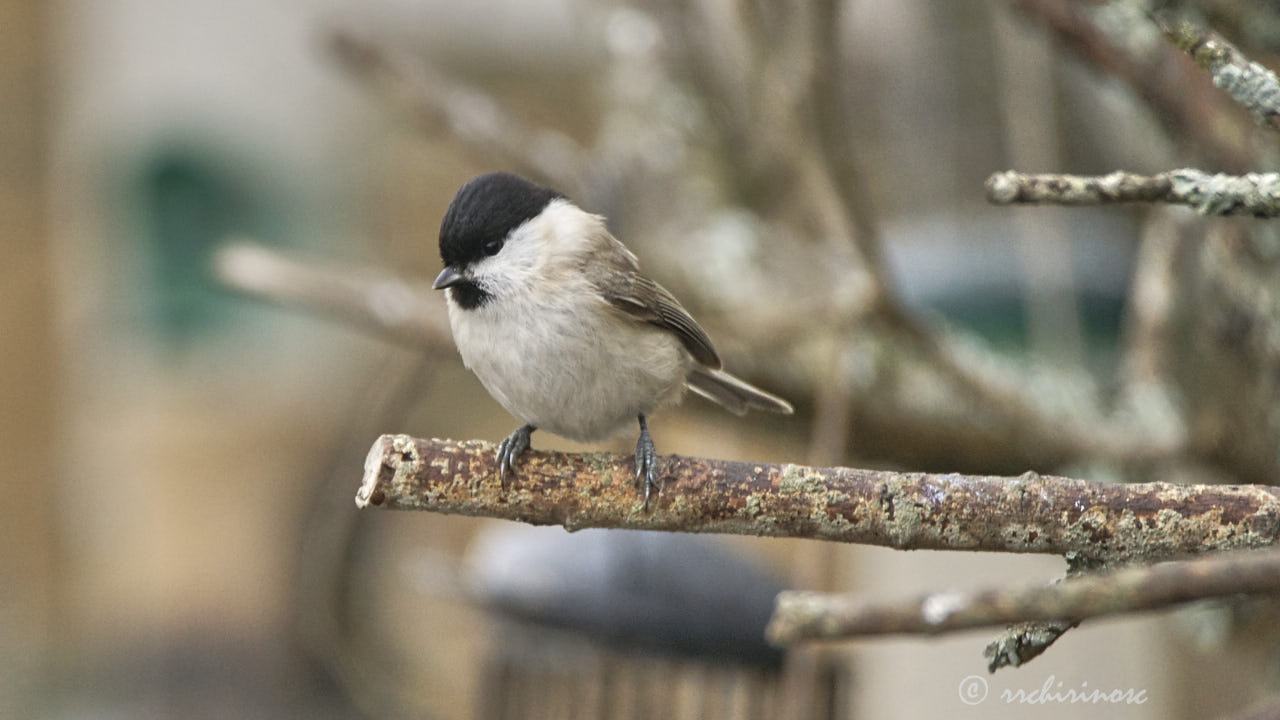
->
<box><xmin>357</xmin><ymin>435</ymin><xmax>1280</xmax><ymax>563</ymax></box>
<box><xmin>766</xmin><ymin>549</ymin><xmax>1280</xmax><ymax>643</ymax></box>
<box><xmin>986</xmin><ymin>169</ymin><xmax>1280</xmax><ymax>217</ymax></box>
<box><xmin>213</xmin><ymin>240</ymin><xmax>452</xmax><ymax>348</ymax></box>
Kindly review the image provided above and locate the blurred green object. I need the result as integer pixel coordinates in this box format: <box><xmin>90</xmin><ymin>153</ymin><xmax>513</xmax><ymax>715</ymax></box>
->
<box><xmin>134</xmin><ymin>142</ymin><xmax>282</xmax><ymax>345</ymax></box>
<box><xmin>937</xmin><ymin>291</ymin><xmax>1125</xmax><ymax>360</ymax></box>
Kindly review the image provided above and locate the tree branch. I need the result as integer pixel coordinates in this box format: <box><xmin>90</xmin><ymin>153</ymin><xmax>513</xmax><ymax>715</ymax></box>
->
<box><xmin>357</xmin><ymin>435</ymin><xmax>1280</xmax><ymax>563</ymax></box>
<box><xmin>1158</xmin><ymin>16</ymin><xmax>1280</xmax><ymax>132</ymax></box>
<box><xmin>986</xmin><ymin>169</ymin><xmax>1280</xmax><ymax>217</ymax></box>
<box><xmin>325</xmin><ymin>29</ymin><xmax>588</xmax><ymax>192</ymax></box>
<box><xmin>213</xmin><ymin>240</ymin><xmax>452</xmax><ymax>348</ymax></box>
<box><xmin>1006</xmin><ymin>0</ymin><xmax>1256</xmax><ymax>170</ymax></box>
<box><xmin>766</xmin><ymin>549</ymin><xmax>1280</xmax><ymax>643</ymax></box>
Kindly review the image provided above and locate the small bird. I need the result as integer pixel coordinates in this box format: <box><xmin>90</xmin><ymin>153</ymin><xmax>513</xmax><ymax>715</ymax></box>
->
<box><xmin>432</xmin><ymin>172</ymin><xmax>793</xmax><ymax>505</ymax></box>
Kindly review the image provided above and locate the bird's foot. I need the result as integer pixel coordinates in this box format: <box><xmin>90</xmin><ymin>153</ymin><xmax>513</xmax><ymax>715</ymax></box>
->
<box><xmin>496</xmin><ymin>424</ymin><xmax>536</xmax><ymax>487</ymax></box>
<box><xmin>634</xmin><ymin>415</ymin><xmax>661</xmax><ymax>509</ymax></box>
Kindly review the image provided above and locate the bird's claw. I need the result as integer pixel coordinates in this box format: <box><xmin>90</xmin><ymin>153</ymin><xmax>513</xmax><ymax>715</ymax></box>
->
<box><xmin>496</xmin><ymin>424</ymin><xmax>534</xmax><ymax>487</ymax></box>
<box><xmin>634</xmin><ymin>418</ymin><xmax>661</xmax><ymax>510</ymax></box>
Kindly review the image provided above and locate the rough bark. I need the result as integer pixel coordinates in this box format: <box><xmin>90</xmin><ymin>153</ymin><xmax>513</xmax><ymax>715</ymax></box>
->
<box><xmin>357</xmin><ymin>435</ymin><xmax>1280</xmax><ymax>563</ymax></box>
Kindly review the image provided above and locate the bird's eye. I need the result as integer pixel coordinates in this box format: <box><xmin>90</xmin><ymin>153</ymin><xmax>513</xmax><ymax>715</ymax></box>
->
<box><xmin>482</xmin><ymin>239</ymin><xmax>504</xmax><ymax>256</ymax></box>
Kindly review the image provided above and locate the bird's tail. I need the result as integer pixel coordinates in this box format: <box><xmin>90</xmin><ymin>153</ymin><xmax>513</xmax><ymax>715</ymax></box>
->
<box><xmin>686</xmin><ymin>366</ymin><xmax>794</xmax><ymax>416</ymax></box>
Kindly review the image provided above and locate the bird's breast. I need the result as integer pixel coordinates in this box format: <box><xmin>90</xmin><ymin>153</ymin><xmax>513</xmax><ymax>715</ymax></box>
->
<box><xmin>447</xmin><ymin>294</ymin><xmax>688</xmax><ymax>442</ymax></box>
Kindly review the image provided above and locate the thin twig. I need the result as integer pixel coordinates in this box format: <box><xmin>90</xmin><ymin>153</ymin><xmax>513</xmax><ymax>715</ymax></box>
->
<box><xmin>325</xmin><ymin>29</ymin><xmax>588</xmax><ymax>192</ymax></box>
<box><xmin>357</xmin><ymin>435</ymin><xmax>1280</xmax><ymax>563</ymax></box>
<box><xmin>213</xmin><ymin>240</ymin><xmax>452</xmax><ymax>348</ymax></box>
<box><xmin>808</xmin><ymin>0</ymin><xmax>884</xmax><ymax>274</ymax></box>
<box><xmin>1006</xmin><ymin>0</ymin><xmax>1255</xmax><ymax>170</ymax></box>
<box><xmin>766</xmin><ymin>549</ymin><xmax>1280</xmax><ymax>642</ymax></box>
<box><xmin>986</xmin><ymin>169</ymin><xmax>1280</xmax><ymax>217</ymax></box>
<box><xmin>889</xmin><ymin>316</ymin><xmax>1182</xmax><ymax>464</ymax></box>
<box><xmin>1159</xmin><ymin>16</ymin><xmax>1280</xmax><ymax>132</ymax></box>
<box><xmin>992</xmin><ymin>2</ymin><xmax>1088</xmax><ymax>368</ymax></box>
<box><xmin>1121</xmin><ymin>210</ymin><xmax>1189</xmax><ymax>390</ymax></box>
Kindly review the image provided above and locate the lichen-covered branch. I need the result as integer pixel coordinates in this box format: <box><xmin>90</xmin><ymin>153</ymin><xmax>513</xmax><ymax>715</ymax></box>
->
<box><xmin>766</xmin><ymin>549</ymin><xmax>1280</xmax><ymax>643</ymax></box>
<box><xmin>357</xmin><ymin>435</ymin><xmax>1280</xmax><ymax>563</ymax></box>
<box><xmin>213</xmin><ymin>240</ymin><xmax>452</xmax><ymax>348</ymax></box>
<box><xmin>1159</xmin><ymin>16</ymin><xmax>1280</xmax><ymax>131</ymax></box>
<box><xmin>986</xmin><ymin>169</ymin><xmax>1280</xmax><ymax>217</ymax></box>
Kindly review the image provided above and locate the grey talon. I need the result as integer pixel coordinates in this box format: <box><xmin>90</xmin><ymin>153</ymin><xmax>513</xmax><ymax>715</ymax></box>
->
<box><xmin>635</xmin><ymin>414</ymin><xmax>661</xmax><ymax>509</ymax></box>
<box><xmin>496</xmin><ymin>424</ymin><xmax>536</xmax><ymax>487</ymax></box>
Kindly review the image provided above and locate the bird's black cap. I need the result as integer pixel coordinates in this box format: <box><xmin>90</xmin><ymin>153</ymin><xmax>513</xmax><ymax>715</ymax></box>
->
<box><xmin>438</xmin><ymin>172</ymin><xmax>564</xmax><ymax>268</ymax></box>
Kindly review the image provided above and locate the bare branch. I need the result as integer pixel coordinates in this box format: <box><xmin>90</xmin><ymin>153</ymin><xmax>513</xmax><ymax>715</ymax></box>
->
<box><xmin>1111</xmin><ymin>211</ymin><xmax>1193</xmax><ymax>458</ymax></box>
<box><xmin>986</xmin><ymin>169</ymin><xmax>1280</xmax><ymax>217</ymax></box>
<box><xmin>888</xmin><ymin>319</ymin><xmax>1183</xmax><ymax>465</ymax></box>
<box><xmin>213</xmin><ymin>240</ymin><xmax>452</xmax><ymax>348</ymax></box>
<box><xmin>1121</xmin><ymin>211</ymin><xmax>1189</xmax><ymax>390</ymax></box>
<box><xmin>1159</xmin><ymin>16</ymin><xmax>1280</xmax><ymax>132</ymax></box>
<box><xmin>766</xmin><ymin>549</ymin><xmax>1280</xmax><ymax>643</ymax></box>
<box><xmin>325</xmin><ymin>30</ymin><xmax>588</xmax><ymax>192</ymax></box>
<box><xmin>1006</xmin><ymin>0</ymin><xmax>1256</xmax><ymax>170</ymax></box>
<box><xmin>357</xmin><ymin>435</ymin><xmax>1280</xmax><ymax>563</ymax></box>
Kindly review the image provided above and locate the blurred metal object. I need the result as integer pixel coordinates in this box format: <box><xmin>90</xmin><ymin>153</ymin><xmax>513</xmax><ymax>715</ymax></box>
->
<box><xmin>466</xmin><ymin>527</ymin><xmax>783</xmax><ymax>668</ymax></box>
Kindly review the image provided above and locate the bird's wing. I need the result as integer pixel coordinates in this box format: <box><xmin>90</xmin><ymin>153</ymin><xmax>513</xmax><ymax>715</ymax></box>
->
<box><xmin>596</xmin><ymin>271</ymin><xmax>723</xmax><ymax>370</ymax></box>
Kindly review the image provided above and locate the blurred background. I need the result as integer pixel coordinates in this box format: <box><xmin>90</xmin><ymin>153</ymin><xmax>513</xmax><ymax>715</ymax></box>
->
<box><xmin>6</xmin><ymin>0</ymin><xmax>1280</xmax><ymax>717</ymax></box>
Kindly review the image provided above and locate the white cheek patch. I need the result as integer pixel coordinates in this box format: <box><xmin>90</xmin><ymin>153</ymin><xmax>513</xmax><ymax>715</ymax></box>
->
<box><xmin>468</xmin><ymin>221</ymin><xmax>543</xmax><ymax>297</ymax></box>
<box><xmin>467</xmin><ymin>199</ymin><xmax>606</xmax><ymax>299</ymax></box>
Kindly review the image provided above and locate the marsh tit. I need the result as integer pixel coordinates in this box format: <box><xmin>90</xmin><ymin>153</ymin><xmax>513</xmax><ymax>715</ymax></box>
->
<box><xmin>432</xmin><ymin>172</ymin><xmax>793</xmax><ymax>505</ymax></box>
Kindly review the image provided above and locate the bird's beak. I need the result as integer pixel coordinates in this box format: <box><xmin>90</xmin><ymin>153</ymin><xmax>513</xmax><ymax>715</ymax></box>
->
<box><xmin>432</xmin><ymin>265</ymin><xmax>466</xmax><ymax>290</ymax></box>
